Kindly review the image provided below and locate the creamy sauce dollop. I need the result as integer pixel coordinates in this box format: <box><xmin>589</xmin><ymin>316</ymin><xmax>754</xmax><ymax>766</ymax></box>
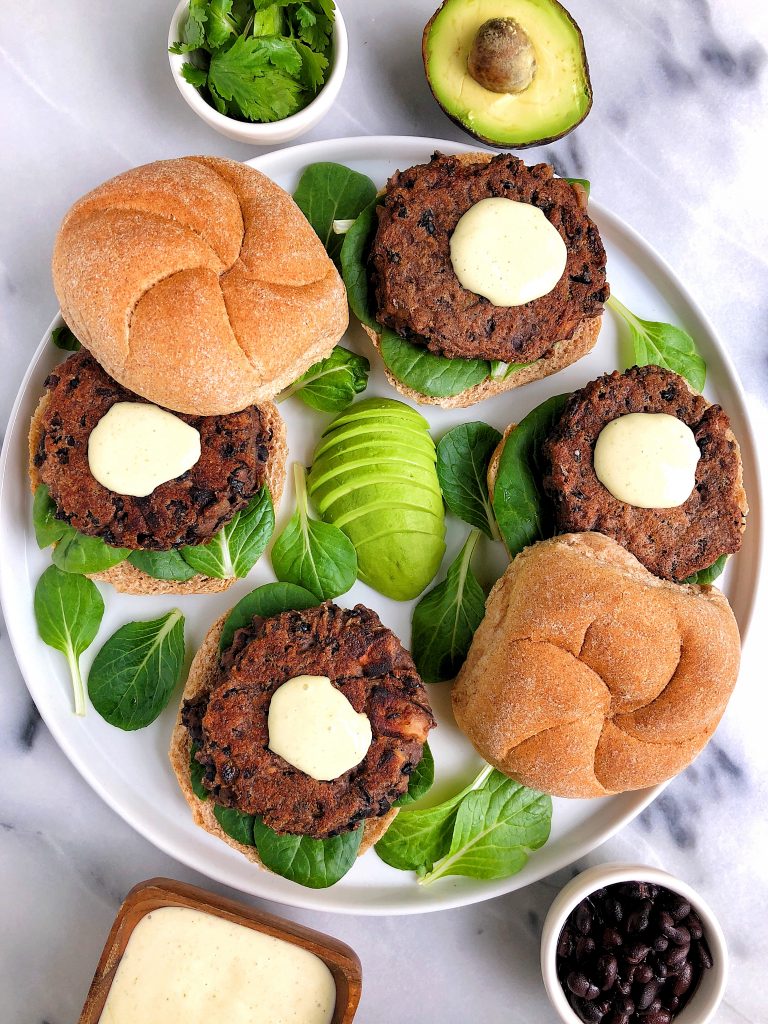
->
<box><xmin>88</xmin><ymin>401</ymin><xmax>201</xmax><ymax>497</ymax></box>
<box><xmin>98</xmin><ymin>906</ymin><xmax>336</xmax><ymax>1024</ymax></box>
<box><xmin>594</xmin><ymin>412</ymin><xmax>701</xmax><ymax>508</ymax></box>
<box><xmin>268</xmin><ymin>675</ymin><xmax>372</xmax><ymax>782</ymax></box>
<box><xmin>449</xmin><ymin>197</ymin><xmax>567</xmax><ymax>306</ymax></box>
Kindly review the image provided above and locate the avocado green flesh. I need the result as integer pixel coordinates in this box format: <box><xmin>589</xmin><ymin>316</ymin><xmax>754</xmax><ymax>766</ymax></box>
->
<box><xmin>314</xmin><ymin>423</ymin><xmax>436</xmax><ymax>459</ymax></box>
<box><xmin>307</xmin><ymin>397</ymin><xmax>445</xmax><ymax>601</ymax></box>
<box><xmin>313</xmin><ymin>476</ymin><xmax>445</xmax><ymax>519</ymax></box>
<box><xmin>424</xmin><ymin>0</ymin><xmax>592</xmax><ymax>147</ymax></box>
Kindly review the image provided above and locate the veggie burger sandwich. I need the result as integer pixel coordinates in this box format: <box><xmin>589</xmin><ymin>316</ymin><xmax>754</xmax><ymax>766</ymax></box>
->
<box><xmin>29</xmin><ymin>156</ymin><xmax>348</xmax><ymax>595</ymax></box>
<box><xmin>343</xmin><ymin>151</ymin><xmax>609</xmax><ymax>407</ymax></box>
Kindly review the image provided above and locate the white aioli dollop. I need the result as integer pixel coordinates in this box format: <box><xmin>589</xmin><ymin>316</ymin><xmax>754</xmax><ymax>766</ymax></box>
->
<box><xmin>594</xmin><ymin>412</ymin><xmax>701</xmax><ymax>508</ymax></box>
<box><xmin>98</xmin><ymin>906</ymin><xmax>336</xmax><ymax>1024</ymax></box>
<box><xmin>449</xmin><ymin>197</ymin><xmax>567</xmax><ymax>306</ymax></box>
<box><xmin>268</xmin><ymin>675</ymin><xmax>372</xmax><ymax>782</ymax></box>
<box><xmin>88</xmin><ymin>401</ymin><xmax>201</xmax><ymax>497</ymax></box>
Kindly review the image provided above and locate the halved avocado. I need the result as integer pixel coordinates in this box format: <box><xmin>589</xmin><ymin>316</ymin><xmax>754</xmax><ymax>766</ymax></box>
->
<box><xmin>422</xmin><ymin>0</ymin><xmax>592</xmax><ymax>148</ymax></box>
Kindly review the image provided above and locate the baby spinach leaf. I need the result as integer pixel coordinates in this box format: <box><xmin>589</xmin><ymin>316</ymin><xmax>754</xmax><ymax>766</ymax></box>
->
<box><xmin>88</xmin><ymin>610</ymin><xmax>186</xmax><ymax>730</ymax></box>
<box><xmin>564</xmin><ymin>176</ymin><xmax>590</xmax><ymax>197</ymax></box>
<box><xmin>492</xmin><ymin>394</ymin><xmax>570</xmax><ymax>558</ymax></box>
<box><xmin>411</xmin><ymin>530</ymin><xmax>486</xmax><ymax>684</ymax></box>
<box><xmin>35</xmin><ymin>485</ymin><xmax>130</xmax><ymax>573</ymax></box>
<box><xmin>52</xmin><ymin>528</ymin><xmax>130</xmax><ymax>575</ymax></box>
<box><xmin>375</xmin><ymin>766</ymin><xmax>491</xmax><ymax>873</ymax></box>
<box><xmin>219</xmin><ymin>581</ymin><xmax>318</xmax><ymax>652</ymax></box>
<box><xmin>293</xmin><ymin>162</ymin><xmax>377</xmax><ymax>265</ymax></box>
<box><xmin>379</xmin><ymin>332</ymin><xmax>491</xmax><ymax>399</ymax></box>
<box><xmin>34</xmin><ymin>565</ymin><xmax>104</xmax><ymax>716</ymax></box>
<box><xmin>437</xmin><ymin>422</ymin><xmax>502</xmax><ymax>538</ymax></box>
<box><xmin>32</xmin><ymin>484</ymin><xmax>69</xmax><ymax>548</ymax></box>
<box><xmin>214</xmin><ymin>805</ymin><xmax>257</xmax><ymax>846</ymax></box>
<box><xmin>684</xmin><ymin>555</ymin><xmax>727</xmax><ymax>586</ymax></box>
<box><xmin>128</xmin><ymin>549</ymin><xmax>198</xmax><ymax>582</ymax></box>
<box><xmin>51</xmin><ymin>325</ymin><xmax>81</xmax><ymax>351</ymax></box>
<box><xmin>394</xmin><ymin>741</ymin><xmax>434</xmax><ymax>807</ymax></box>
<box><xmin>181</xmin><ymin>487</ymin><xmax>274</xmax><ymax>579</ymax></box>
<box><xmin>253</xmin><ymin>816</ymin><xmax>362</xmax><ymax>888</ymax></box>
<box><xmin>420</xmin><ymin>773</ymin><xmax>552</xmax><ymax>884</ymax></box>
<box><xmin>190</xmin><ymin>743</ymin><xmax>209</xmax><ymax>800</ymax></box>
<box><xmin>271</xmin><ymin>464</ymin><xmax>357</xmax><ymax>600</ymax></box>
<box><xmin>280</xmin><ymin>345</ymin><xmax>370</xmax><ymax>412</ymax></box>
<box><xmin>489</xmin><ymin>359</ymin><xmax>533</xmax><ymax>380</ymax></box>
<box><xmin>340</xmin><ymin>198</ymin><xmax>380</xmax><ymax>330</ymax></box>
<box><xmin>608</xmin><ymin>295</ymin><xmax>707</xmax><ymax>392</ymax></box>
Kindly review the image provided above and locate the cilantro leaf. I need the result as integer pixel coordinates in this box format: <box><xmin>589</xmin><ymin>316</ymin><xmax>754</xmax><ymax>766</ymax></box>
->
<box><xmin>294</xmin><ymin>39</ymin><xmax>328</xmax><ymax>91</ymax></box>
<box><xmin>206</xmin><ymin>0</ymin><xmax>237</xmax><ymax>48</ymax></box>
<box><xmin>208</xmin><ymin>37</ymin><xmax>305</xmax><ymax>121</ymax></box>
<box><xmin>295</xmin><ymin>4</ymin><xmax>317</xmax><ymax>29</ymax></box>
<box><xmin>181</xmin><ymin>62</ymin><xmax>208</xmax><ymax>88</ymax></box>
<box><xmin>252</xmin><ymin>36</ymin><xmax>303</xmax><ymax>75</ymax></box>
<box><xmin>296</xmin><ymin>13</ymin><xmax>331</xmax><ymax>53</ymax></box>
<box><xmin>171</xmin><ymin>0</ymin><xmax>208</xmax><ymax>53</ymax></box>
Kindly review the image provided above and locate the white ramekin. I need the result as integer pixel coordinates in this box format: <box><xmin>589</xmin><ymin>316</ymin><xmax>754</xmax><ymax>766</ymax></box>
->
<box><xmin>167</xmin><ymin>0</ymin><xmax>348</xmax><ymax>145</ymax></box>
<box><xmin>540</xmin><ymin>863</ymin><xmax>728</xmax><ymax>1024</ymax></box>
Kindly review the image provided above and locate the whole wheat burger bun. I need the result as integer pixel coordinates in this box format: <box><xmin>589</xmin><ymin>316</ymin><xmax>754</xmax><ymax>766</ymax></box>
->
<box><xmin>27</xmin><ymin>392</ymin><xmax>287</xmax><ymax>597</ymax></box>
<box><xmin>169</xmin><ymin>613</ymin><xmax>397</xmax><ymax>869</ymax></box>
<box><xmin>52</xmin><ymin>157</ymin><xmax>348</xmax><ymax>416</ymax></box>
<box><xmin>452</xmin><ymin>532</ymin><xmax>740</xmax><ymax>798</ymax></box>
<box><xmin>364</xmin><ymin>151</ymin><xmax>602</xmax><ymax>409</ymax></box>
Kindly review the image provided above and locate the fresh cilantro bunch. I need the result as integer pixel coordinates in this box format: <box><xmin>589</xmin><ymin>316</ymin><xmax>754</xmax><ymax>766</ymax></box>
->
<box><xmin>170</xmin><ymin>0</ymin><xmax>336</xmax><ymax>123</ymax></box>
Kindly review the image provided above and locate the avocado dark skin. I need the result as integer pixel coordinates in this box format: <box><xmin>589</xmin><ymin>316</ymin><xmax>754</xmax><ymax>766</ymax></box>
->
<box><xmin>422</xmin><ymin>0</ymin><xmax>593</xmax><ymax>150</ymax></box>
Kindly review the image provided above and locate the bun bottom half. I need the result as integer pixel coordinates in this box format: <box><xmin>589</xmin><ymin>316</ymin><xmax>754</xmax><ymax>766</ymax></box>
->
<box><xmin>364</xmin><ymin>317</ymin><xmax>600</xmax><ymax>410</ymax></box>
<box><xmin>28</xmin><ymin>393</ymin><xmax>287</xmax><ymax>596</ymax></box>
<box><xmin>169</xmin><ymin>613</ymin><xmax>397</xmax><ymax>869</ymax></box>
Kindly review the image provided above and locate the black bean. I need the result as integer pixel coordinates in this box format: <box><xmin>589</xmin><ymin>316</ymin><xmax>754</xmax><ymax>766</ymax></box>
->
<box><xmin>626</xmin><ymin>900</ymin><xmax>652</xmax><ymax>934</ymax></box>
<box><xmin>557</xmin><ymin>928</ymin><xmax>574</xmax><ymax>959</ymax></box>
<box><xmin>624</xmin><ymin>942</ymin><xmax>651</xmax><ymax>965</ymax></box>
<box><xmin>665</xmin><ymin>995</ymin><xmax>680</xmax><ymax>1013</ymax></box>
<box><xmin>695</xmin><ymin>937</ymin><xmax>713</xmax><ymax>969</ymax></box>
<box><xmin>567</xmin><ymin>971</ymin><xmax>600</xmax><ymax>1000</ymax></box>
<box><xmin>595</xmin><ymin>954</ymin><xmax>618</xmax><ymax>991</ymax></box>
<box><xmin>576</xmin><ymin>936</ymin><xmax>596</xmax><ymax>961</ymax></box>
<box><xmin>668</xmin><ymin>898</ymin><xmax>691</xmax><ymax>922</ymax></box>
<box><xmin>672</xmin><ymin>960</ymin><xmax>693</xmax><ymax>997</ymax></box>
<box><xmin>637</xmin><ymin>979</ymin><xmax>660</xmax><ymax>1011</ymax></box>
<box><xmin>654</xmin><ymin>960</ymin><xmax>668</xmax><ymax>981</ymax></box>
<box><xmin>570</xmin><ymin>995</ymin><xmax>605</xmax><ymax>1023</ymax></box>
<box><xmin>615</xmin><ymin>978</ymin><xmax>632</xmax><ymax>997</ymax></box>
<box><xmin>639</xmin><ymin>1012</ymin><xmax>671</xmax><ymax>1024</ymax></box>
<box><xmin>615</xmin><ymin>996</ymin><xmax>635</xmax><ymax>1016</ymax></box>
<box><xmin>634</xmin><ymin>964</ymin><xmax>654</xmax><ymax>985</ymax></box>
<box><xmin>652</xmin><ymin>936</ymin><xmax>669</xmax><ymax>953</ymax></box>
<box><xmin>603</xmin><ymin>927</ymin><xmax>624</xmax><ymax>949</ymax></box>
<box><xmin>685</xmin><ymin>912</ymin><xmax>704</xmax><ymax>941</ymax></box>
<box><xmin>669</xmin><ymin>925</ymin><xmax>690</xmax><ymax>948</ymax></box>
<box><xmin>604</xmin><ymin>1014</ymin><xmax>628</xmax><ymax>1024</ymax></box>
<box><xmin>605</xmin><ymin>898</ymin><xmax>624</xmax><ymax>924</ymax></box>
<box><xmin>575</xmin><ymin>901</ymin><xmax>594</xmax><ymax>935</ymax></box>
<box><xmin>663</xmin><ymin>945</ymin><xmax>689</xmax><ymax>971</ymax></box>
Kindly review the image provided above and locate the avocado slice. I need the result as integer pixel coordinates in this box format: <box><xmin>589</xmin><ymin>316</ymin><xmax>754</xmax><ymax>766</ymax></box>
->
<box><xmin>422</xmin><ymin>0</ymin><xmax>592</xmax><ymax>148</ymax></box>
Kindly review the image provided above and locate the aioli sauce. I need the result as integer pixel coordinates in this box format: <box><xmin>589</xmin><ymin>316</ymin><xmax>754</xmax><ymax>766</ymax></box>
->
<box><xmin>449</xmin><ymin>197</ymin><xmax>567</xmax><ymax>306</ymax></box>
<box><xmin>98</xmin><ymin>906</ymin><xmax>336</xmax><ymax>1024</ymax></box>
<box><xmin>268</xmin><ymin>675</ymin><xmax>372</xmax><ymax>781</ymax></box>
<box><xmin>594</xmin><ymin>412</ymin><xmax>701</xmax><ymax>508</ymax></box>
<box><xmin>88</xmin><ymin>401</ymin><xmax>201</xmax><ymax>497</ymax></box>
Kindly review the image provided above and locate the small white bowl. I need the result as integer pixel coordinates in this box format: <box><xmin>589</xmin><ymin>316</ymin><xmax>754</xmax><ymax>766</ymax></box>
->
<box><xmin>167</xmin><ymin>0</ymin><xmax>348</xmax><ymax>145</ymax></box>
<box><xmin>541</xmin><ymin>863</ymin><xmax>728</xmax><ymax>1024</ymax></box>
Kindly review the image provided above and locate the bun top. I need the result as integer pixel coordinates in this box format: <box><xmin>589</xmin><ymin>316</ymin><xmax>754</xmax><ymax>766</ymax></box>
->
<box><xmin>452</xmin><ymin>532</ymin><xmax>740</xmax><ymax>798</ymax></box>
<box><xmin>52</xmin><ymin>157</ymin><xmax>348</xmax><ymax>415</ymax></box>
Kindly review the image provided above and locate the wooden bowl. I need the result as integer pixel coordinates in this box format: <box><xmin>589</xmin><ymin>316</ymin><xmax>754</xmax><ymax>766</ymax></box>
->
<box><xmin>78</xmin><ymin>877</ymin><xmax>362</xmax><ymax>1023</ymax></box>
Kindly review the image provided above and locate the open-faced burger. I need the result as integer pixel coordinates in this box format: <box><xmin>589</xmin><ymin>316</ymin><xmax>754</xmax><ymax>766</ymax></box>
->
<box><xmin>347</xmin><ymin>151</ymin><xmax>608</xmax><ymax>408</ymax></box>
<box><xmin>171</xmin><ymin>600</ymin><xmax>435</xmax><ymax>880</ymax></box>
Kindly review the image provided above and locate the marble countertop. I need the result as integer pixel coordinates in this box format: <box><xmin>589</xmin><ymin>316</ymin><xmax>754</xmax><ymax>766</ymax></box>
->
<box><xmin>2</xmin><ymin>1</ymin><xmax>767</xmax><ymax>1021</ymax></box>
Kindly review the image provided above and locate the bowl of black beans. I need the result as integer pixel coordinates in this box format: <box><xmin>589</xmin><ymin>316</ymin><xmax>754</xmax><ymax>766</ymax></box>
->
<box><xmin>540</xmin><ymin>864</ymin><xmax>728</xmax><ymax>1024</ymax></box>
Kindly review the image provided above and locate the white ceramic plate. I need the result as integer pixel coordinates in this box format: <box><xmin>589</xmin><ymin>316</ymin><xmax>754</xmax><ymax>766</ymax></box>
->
<box><xmin>0</xmin><ymin>137</ymin><xmax>761</xmax><ymax>915</ymax></box>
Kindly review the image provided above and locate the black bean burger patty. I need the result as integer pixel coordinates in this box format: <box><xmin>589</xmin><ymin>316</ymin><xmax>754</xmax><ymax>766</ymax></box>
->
<box><xmin>34</xmin><ymin>350</ymin><xmax>273</xmax><ymax>550</ymax></box>
<box><xmin>369</xmin><ymin>152</ymin><xmax>608</xmax><ymax>363</ymax></box>
<box><xmin>542</xmin><ymin>365</ymin><xmax>747</xmax><ymax>581</ymax></box>
<box><xmin>183</xmin><ymin>603</ymin><xmax>435</xmax><ymax>839</ymax></box>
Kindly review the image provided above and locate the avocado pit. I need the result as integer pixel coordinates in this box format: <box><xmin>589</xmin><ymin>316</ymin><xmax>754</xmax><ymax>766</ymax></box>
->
<box><xmin>468</xmin><ymin>17</ymin><xmax>536</xmax><ymax>94</ymax></box>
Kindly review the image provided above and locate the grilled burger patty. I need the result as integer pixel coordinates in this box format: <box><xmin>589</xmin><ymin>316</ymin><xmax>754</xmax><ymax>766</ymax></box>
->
<box><xmin>542</xmin><ymin>365</ymin><xmax>747</xmax><ymax>581</ymax></box>
<box><xmin>369</xmin><ymin>153</ymin><xmax>608</xmax><ymax>363</ymax></box>
<box><xmin>33</xmin><ymin>350</ymin><xmax>274</xmax><ymax>550</ymax></box>
<box><xmin>183</xmin><ymin>603</ymin><xmax>435</xmax><ymax>839</ymax></box>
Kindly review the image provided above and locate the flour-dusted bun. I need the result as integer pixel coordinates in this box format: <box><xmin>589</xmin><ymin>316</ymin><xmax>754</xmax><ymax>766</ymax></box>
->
<box><xmin>364</xmin><ymin>151</ymin><xmax>602</xmax><ymax>409</ymax></box>
<box><xmin>169</xmin><ymin>614</ymin><xmax>397</xmax><ymax>868</ymax></box>
<box><xmin>452</xmin><ymin>533</ymin><xmax>740</xmax><ymax>797</ymax></box>
<box><xmin>52</xmin><ymin>157</ymin><xmax>348</xmax><ymax>415</ymax></box>
<box><xmin>28</xmin><ymin>392</ymin><xmax>287</xmax><ymax>597</ymax></box>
